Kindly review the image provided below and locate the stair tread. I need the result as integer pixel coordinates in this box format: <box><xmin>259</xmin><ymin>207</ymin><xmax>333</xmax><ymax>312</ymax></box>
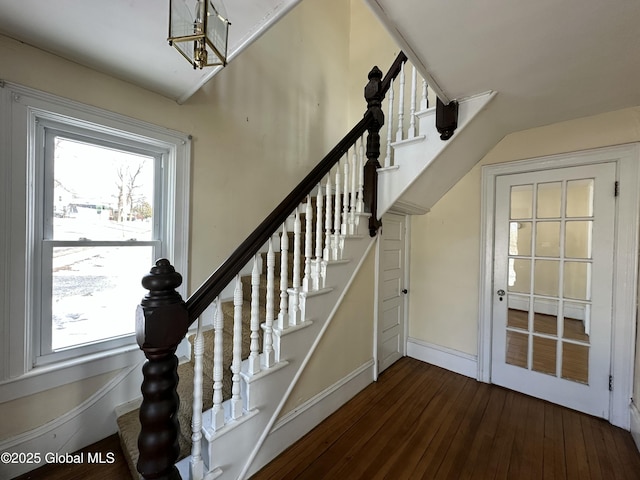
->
<box><xmin>117</xmin><ymin>215</ymin><xmax>368</xmax><ymax>477</ymax></box>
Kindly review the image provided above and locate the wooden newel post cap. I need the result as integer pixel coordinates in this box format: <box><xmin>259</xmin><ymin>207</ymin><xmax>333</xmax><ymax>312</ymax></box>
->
<box><xmin>364</xmin><ymin>66</ymin><xmax>384</xmax><ymax>128</ymax></box>
<box><xmin>136</xmin><ymin>259</ymin><xmax>189</xmax><ymax>351</ymax></box>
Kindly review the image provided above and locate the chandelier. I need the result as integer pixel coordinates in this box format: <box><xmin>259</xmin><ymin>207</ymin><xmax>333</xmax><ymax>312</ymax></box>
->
<box><xmin>168</xmin><ymin>0</ymin><xmax>230</xmax><ymax>69</ymax></box>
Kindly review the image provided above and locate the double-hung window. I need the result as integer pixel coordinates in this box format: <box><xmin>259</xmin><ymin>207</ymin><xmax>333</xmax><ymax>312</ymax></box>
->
<box><xmin>38</xmin><ymin>123</ymin><xmax>164</xmax><ymax>363</ymax></box>
<box><xmin>1</xmin><ymin>82</ymin><xmax>190</xmax><ymax>383</ymax></box>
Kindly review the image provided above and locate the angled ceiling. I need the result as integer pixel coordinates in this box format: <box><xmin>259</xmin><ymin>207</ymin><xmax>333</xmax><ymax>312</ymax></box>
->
<box><xmin>0</xmin><ymin>0</ymin><xmax>301</xmax><ymax>103</ymax></box>
<box><xmin>367</xmin><ymin>0</ymin><xmax>640</xmax><ymax>133</ymax></box>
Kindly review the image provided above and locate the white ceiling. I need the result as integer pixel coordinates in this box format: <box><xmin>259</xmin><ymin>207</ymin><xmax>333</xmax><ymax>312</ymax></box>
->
<box><xmin>0</xmin><ymin>0</ymin><xmax>301</xmax><ymax>103</ymax></box>
<box><xmin>367</xmin><ymin>0</ymin><xmax>640</xmax><ymax>133</ymax></box>
<box><xmin>2</xmin><ymin>0</ymin><xmax>638</xmax><ymax>128</ymax></box>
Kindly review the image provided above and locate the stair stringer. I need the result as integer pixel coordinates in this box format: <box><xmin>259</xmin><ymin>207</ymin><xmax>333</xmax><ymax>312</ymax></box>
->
<box><xmin>377</xmin><ymin>90</ymin><xmax>496</xmax><ymax>217</ymax></box>
<box><xmin>177</xmin><ymin>227</ymin><xmax>377</xmax><ymax>480</ymax></box>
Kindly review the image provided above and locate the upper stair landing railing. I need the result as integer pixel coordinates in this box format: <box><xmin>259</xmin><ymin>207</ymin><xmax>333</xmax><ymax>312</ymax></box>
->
<box><xmin>379</xmin><ymin>54</ymin><xmax>459</xmax><ymax>168</ymax></box>
<box><xmin>134</xmin><ymin>51</ymin><xmax>438</xmax><ymax>480</ymax></box>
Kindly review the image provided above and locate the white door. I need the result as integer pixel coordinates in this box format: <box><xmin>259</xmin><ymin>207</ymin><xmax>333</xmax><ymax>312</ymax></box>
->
<box><xmin>378</xmin><ymin>213</ymin><xmax>407</xmax><ymax>374</ymax></box>
<box><xmin>491</xmin><ymin>163</ymin><xmax>616</xmax><ymax>418</ymax></box>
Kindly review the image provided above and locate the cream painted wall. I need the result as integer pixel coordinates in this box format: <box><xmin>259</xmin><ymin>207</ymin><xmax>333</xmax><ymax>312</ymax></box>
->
<box><xmin>276</xmin><ymin>0</ymin><xmax>398</xmax><ymax>416</ymax></box>
<box><xmin>0</xmin><ymin>0</ymin><xmax>351</xmax><ymax>294</ymax></box>
<box><xmin>409</xmin><ymin>106</ymin><xmax>640</xmax><ymax>359</ymax></box>
<box><xmin>0</xmin><ymin>370</ymin><xmax>120</xmax><ymax>442</ymax></box>
<box><xmin>0</xmin><ymin>0</ymin><xmax>397</xmax><ymax>443</ymax></box>
<box><xmin>347</xmin><ymin>0</ymin><xmax>398</xmax><ymax>126</ymax></box>
<box><xmin>281</xmin><ymin>248</ymin><xmax>375</xmax><ymax>415</ymax></box>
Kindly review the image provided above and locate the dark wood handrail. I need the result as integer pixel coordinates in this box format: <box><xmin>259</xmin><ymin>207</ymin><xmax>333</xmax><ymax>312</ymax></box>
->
<box><xmin>135</xmin><ymin>51</ymin><xmax>408</xmax><ymax>480</ymax></box>
<box><xmin>380</xmin><ymin>51</ymin><xmax>408</xmax><ymax>94</ymax></box>
<box><xmin>185</xmin><ymin>51</ymin><xmax>408</xmax><ymax>322</ymax></box>
<box><xmin>186</xmin><ymin>113</ymin><xmax>371</xmax><ymax>320</ymax></box>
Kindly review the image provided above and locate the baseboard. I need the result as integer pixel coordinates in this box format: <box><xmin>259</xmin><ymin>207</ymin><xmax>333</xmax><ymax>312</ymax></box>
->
<box><xmin>246</xmin><ymin>359</ymin><xmax>375</xmax><ymax>477</ymax></box>
<box><xmin>407</xmin><ymin>338</ymin><xmax>478</xmax><ymax>379</ymax></box>
<box><xmin>631</xmin><ymin>401</ymin><xmax>640</xmax><ymax>453</ymax></box>
<box><xmin>0</xmin><ymin>361</ymin><xmax>143</xmax><ymax>479</ymax></box>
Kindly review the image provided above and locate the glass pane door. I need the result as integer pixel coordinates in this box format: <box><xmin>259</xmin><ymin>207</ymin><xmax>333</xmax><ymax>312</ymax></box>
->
<box><xmin>506</xmin><ymin>179</ymin><xmax>593</xmax><ymax>383</ymax></box>
<box><xmin>491</xmin><ymin>162</ymin><xmax>615</xmax><ymax>418</ymax></box>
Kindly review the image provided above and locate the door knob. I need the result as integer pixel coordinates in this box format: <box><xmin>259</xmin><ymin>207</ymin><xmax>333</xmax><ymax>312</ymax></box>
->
<box><xmin>401</xmin><ymin>289</ymin><xmax>408</xmax><ymax>294</ymax></box>
<box><xmin>497</xmin><ymin>289</ymin><xmax>505</xmax><ymax>296</ymax></box>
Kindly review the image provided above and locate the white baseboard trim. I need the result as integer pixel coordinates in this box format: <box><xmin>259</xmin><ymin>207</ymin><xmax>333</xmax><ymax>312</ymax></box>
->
<box><xmin>246</xmin><ymin>359</ymin><xmax>375</xmax><ymax>477</ymax></box>
<box><xmin>631</xmin><ymin>402</ymin><xmax>640</xmax><ymax>453</ymax></box>
<box><xmin>407</xmin><ymin>338</ymin><xmax>478</xmax><ymax>379</ymax></box>
<box><xmin>0</xmin><ymin>361</ymin><xmax>144</xmax><ymax>479</ymax></box>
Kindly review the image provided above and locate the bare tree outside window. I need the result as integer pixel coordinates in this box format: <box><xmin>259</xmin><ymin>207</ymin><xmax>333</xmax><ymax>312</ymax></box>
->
<box><xmin>50</xmin><ymin>137</ymin><xmax>156</xmax><ymax>349</ymax></box>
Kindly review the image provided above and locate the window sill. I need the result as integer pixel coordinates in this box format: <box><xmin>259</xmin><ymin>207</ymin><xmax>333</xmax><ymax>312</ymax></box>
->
<box><xmin>0</xmin><ymin>343</ymin><xmax>145</xmax><ymax>403</ymax></box>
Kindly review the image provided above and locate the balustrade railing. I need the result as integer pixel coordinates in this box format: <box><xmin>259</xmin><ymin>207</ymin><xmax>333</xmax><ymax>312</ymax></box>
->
<box><xmin>135</xmin><ymin>52</ymin><xmax>417</xmax><ymax>480</ymax></box>
<box><xmin>381</xmin><ymin>55</ymin><xmax>434</xmax><ymax>168</ymax></box>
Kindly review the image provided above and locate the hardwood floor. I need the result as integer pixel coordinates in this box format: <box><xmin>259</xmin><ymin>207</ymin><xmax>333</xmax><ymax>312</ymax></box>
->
<box><xmin>11</xmin><ymin>358</ymin><xmax>640</xmax><ymax>479</ymax></box>
<box><xmin>251</xmin><ymin>357</ymin><xmax>640</xmax><ymax>480</ymax></box>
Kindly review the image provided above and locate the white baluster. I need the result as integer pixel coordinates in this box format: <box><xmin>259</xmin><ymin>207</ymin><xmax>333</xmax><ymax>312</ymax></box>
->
<box><xmin>190</xmin><ymin>317</ymin><xmax>204</xmax><ymax>480</ymax></box>
<box><xmin>384</xmin><ymin>79</ymin><xmax>395</xmax><ymax>168</ymax></box>
<box><xmin>211</xmin><ymin>298</ymin><xmax>224</xmax><ymax>430</ymax></box>
<box><xmin>357</xmin><ymin>136</ymin><xmax>365</xmax><ymax>215</ymax></box>
<box><xmin>396</xmin><ymin>62</ymin><xmax>405</xmax><ymax>143</ymax></box>
<box><xmin>303</xmin><ymin>196</ymin><xmax>313</xmax><ymax>292</ymax></box>
<box><xmin>341</xmin><ymin>155</ymin><xmax>350</xmax><ymax>236</ymax></box>
<box><xmin>248</xmin><ymin>256</ymin><xmax>261</xmax><ymax>375</ymax></box>
<box><xmin>263</xmin><ymin>239</ymin><xmax>275</xmax><ymax>368</ymax></box>
<box><xmin>231</xmin><ymin>275</ymin><xmax>243</xmax><ymax>420</ymax></box>
<box><xmin>312</xmin><ymin>184</ymin><xmax>323</xmax><ymax>291</ymax></box>
<box><xmin>408</xmin><ymin>65</ymin><xmax>417</xmax><ymax>138</ymax></box>
<box><xmin>352</xmin><ymin>136</ymin><xmax>366</xmax><ymax>234</ymax></box>
<box><xmin>349</xmin><ymin>150</ymin><xmax>357</xmax><ymax>235</ymax></box>
<box><xmin>289</xmin><ymin>208</ymin><xmax>301</xmax><ymax>326</ymax></box>
<box><xmin>277</xmin><ymin>223</ymin><xmax>289</xmax><ymax>330</ymax></box>
<box><xmin>420</xmin><ymin>78</ymin><xmax>429</xmax><ymax>111</ymax></box>
<box><xmin>323</xmin><ymin>176</ymin><xmax>332</xmax><ymax>262</ymax></box>
<box><xmin>333</xmin><ymin>165</ymin><xmax>341</xmax><ymax>260</ymax></box>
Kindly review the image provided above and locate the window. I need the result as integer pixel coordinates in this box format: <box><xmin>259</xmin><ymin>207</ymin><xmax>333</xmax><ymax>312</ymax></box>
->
<box><xmin>1</xmin><ymin>83</ymin><xmax>190</xmax><ymax>384</ymax></box>
<box><xmin>38</xmin><ymin>126</ymin><xmax>163</xmax><ymax>363</ymax></box>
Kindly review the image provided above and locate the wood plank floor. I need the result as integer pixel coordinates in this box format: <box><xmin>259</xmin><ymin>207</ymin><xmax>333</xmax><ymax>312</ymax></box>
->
<box><xmin>251</xmin><ymin>357</ymin><xmax>640</xmax><ymax>480</ymax></box>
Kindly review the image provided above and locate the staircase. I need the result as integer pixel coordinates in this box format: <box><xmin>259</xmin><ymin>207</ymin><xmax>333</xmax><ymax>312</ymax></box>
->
<box><xmin>118</xmin><ymin>52</ymin><xmax>494</xmax><ymax>480</ymax></box>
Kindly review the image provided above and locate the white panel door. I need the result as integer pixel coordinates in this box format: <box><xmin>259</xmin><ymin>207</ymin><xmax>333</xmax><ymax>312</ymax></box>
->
<box><xmin>378</xmin><ymin>213</ymin><xmax>407</xmax><ymax>374</ymax></box>
<box><xmin>492</xmin><ymin>163</ymin><xmax>616</xmax><ymax>418</ymax></box>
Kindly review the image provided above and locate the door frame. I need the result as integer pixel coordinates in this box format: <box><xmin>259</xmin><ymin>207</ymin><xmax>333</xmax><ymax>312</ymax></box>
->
<box><xmin>374</xmin><ymin>212</ymin><xmax>410</xmax><ymax>379</ymax></box>
<box><xmin>478</xmin><ymin>143</ymin><xmax>640</xmax><ymax>429</ymax></box>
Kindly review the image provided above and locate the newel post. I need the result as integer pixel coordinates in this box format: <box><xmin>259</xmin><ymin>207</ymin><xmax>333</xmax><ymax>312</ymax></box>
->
<box><xmin>363</xmin><ymin>66</ymin><xmax>384</xmax><ymax>237</ymax></box>
<box><xmin>136</xmin><ymin>259</ymin><xmax>190</xmax><ymax>480</ymax></box>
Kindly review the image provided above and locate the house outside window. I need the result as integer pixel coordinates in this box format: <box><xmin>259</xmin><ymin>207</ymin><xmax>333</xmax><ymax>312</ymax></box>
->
<box><xmin>0</xmin><ymin>82</ymin><xmax>190</xmax><ymax>388</ymax></box>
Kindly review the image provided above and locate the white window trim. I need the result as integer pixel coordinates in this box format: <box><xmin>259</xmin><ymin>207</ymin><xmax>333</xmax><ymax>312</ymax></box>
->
<box><xmin>0</xmin><ymin>82</ymin><xmax>190</xmax><ymax>401</ymax></box>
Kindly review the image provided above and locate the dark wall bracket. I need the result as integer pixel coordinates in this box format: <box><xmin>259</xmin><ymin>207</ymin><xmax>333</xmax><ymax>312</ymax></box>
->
<box><xmin>436</xmin><ymin>98</ymin><xmax>459</xmax><ymax>141</ymax></box>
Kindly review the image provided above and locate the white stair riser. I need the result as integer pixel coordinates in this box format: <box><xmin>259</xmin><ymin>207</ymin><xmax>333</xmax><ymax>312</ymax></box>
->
<box><xmin>183</xmin><ymin>219</ymin><xmax>375</xmax><ymax>479</ymax></box>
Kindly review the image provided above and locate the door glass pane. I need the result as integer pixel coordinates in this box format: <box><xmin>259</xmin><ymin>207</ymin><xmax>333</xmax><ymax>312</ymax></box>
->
<box><xmin>535</xmin><ymin>222</ymin><xmax>560</xmax><ymax>257</ymax></box>
<box><xmin>563</xmin><ymin>302</ymin><xmax>589</xmax><ymax>342</ymax></box>
<box><xmin>566</xmin><ymin>179</ymin><xmax>594</xmax><ymax>217</ymax></box>
<box><xmin>51</xmin><ymin>245</ymin><xmax>152</xmax><ymax>350</ymax></box>
<box><xmin>507</xmin><ymin>295</ymin><xmax>529</xmax><ymax>330</ymax></box>
<box><xmin>532</xmin><ymin>336</ymin><xmax>557</xmax><ymax>376</ymax></box>
<box><xmin>53</xmin><ymin>138</ymin><xmax>155</xmax><ymax>241</ymax></box>
<box><xmin>533</xmin><ymin>298</ymin><xmax>557</xmax><ymax>335</ymax></box>
<box><xmin>508</xmin><ymin>258</ymin><xmax>531</xmax><ymax>293</ymax></box>
<box><xmin>534</xmin><ymin>259</ymin><xmax>559</xmax><ymax>297</ymax></box>
<box><xmin>509</xmin><ymin>221</ymin><xmax>532</xmax><ymax>256</ymax></box>
<box><xmin>565</xmin><ymin>221</ymin><xmax>592</xmax><ymax>259</ymax></box>
<box><xmin>510</xmin><ymin>185</ymin><xmax>533</xmax><ymax>219</ymax></box>
<box><xmin>537</xmin><ymin>182</ymin><xmax>562</xmax><ymax>219</ymax></box>
<box><xmin>564</xmin><ymin>261</ymin><xmax>591</xmax><ymax>300</ymax></box>
<box><xmin>562</xmin><ymin>343</ymin><xmax>589</xmax><ymax>384</ymax></box>
<box><xmin>506</xmin><ymin>331</ymin><xmax>528</xmax><ymax>368</ymax></box>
